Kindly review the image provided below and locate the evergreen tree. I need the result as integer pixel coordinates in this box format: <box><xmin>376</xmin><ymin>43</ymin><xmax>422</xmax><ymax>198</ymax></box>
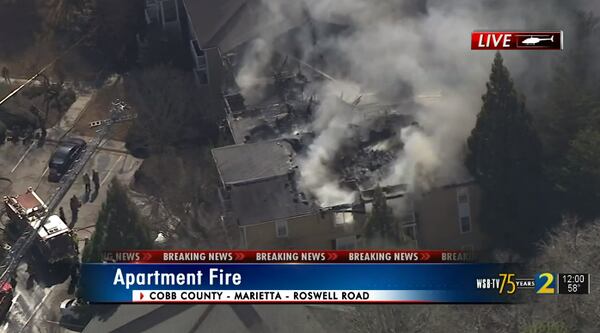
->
<box><xmin>366</xmin><ymin>185</ymin><xmax>395</xmax><ymax>245</ymax></box>
<box><xmin>82</xmin><ymin>179</ymin><xmax>152</xmax><ymax>262</ymax></box>
<box><xmin>466</xmin><ymin>52</ymin><xmax>544</xmax><ymax>252</ymax></box>
<box><xmin>557</xmin><ymin>128</ymin><xmax>600</xmax><ymax>219</ymax></box>
<box><xmin>542</xmin><ymin>12</ymin><xmax>600</xmax><ymax>160</ymax></box>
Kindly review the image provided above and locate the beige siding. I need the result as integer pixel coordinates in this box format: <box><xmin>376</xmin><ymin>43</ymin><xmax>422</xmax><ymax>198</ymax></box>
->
<box><xmin>415</xmin><ymin>183</ymin><xmax>484</xmax><ymax>250</ymax></box>
<box><xmin>243</xmin><ymin>212</ymin><xmax>363</xmax><ymax>249</ymax></box>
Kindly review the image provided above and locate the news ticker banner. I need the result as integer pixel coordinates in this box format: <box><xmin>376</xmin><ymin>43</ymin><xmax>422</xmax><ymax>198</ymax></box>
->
<box><xmin>471</xmin><ymin>31</ymin><xmax>563</xmax><ymax>50</ymax></box>
<box><xmin>103</xmin><ymin>250</ymin><xmax>473</xmax><ymax>263</ymax></box>
<box><xmin>79</xmin><ymin>255</ymin><xmax>591</xmax><ymax>304</ymax></box>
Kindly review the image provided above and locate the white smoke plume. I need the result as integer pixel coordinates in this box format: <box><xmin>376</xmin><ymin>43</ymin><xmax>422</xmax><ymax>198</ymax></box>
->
<box><xmin>235</xmin><ymin>0</ymin><xmax>599</xmax><ymax>204</ymax></box>
<box><xmin>235</xmin><ymin>38</ymin><xmax>272</xmax><ymax>104</ymax></box>
<box><xmin>297</xmin><ymin>80</ymin><xmax>363</xmax><ymax>206</ymax></box>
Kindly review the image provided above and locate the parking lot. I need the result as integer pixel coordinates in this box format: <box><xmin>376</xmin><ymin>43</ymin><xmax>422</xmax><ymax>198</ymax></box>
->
<box><xmin>0</xmin><ymin>81</ymin><xmax>141</xmax><ymax>332</ymax></box>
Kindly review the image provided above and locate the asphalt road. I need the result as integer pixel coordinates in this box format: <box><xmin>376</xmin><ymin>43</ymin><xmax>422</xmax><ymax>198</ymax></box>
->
<box><xmin>0</xmin><ymin>137</ymin><xmax>140</xmax><ymax>333</ymax></box>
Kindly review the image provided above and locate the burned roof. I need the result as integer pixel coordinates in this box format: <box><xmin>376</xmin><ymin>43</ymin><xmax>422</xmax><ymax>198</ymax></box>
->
<box><xmin>227</xmin><ymin>98</ymin><xmax>314</xmax><ymax>144</ymax></box>
<box><xmin>212</xmin><ymin>140</ymin><xmax>295</xmax><ymax>185</ymax></box>
<box><xmin>230</xmin><ymin>175</ymin><xmax>317</xmax><ymax>226</ymax></box>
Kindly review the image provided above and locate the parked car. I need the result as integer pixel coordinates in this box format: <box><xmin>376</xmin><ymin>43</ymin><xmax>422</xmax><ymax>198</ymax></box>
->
<box><xmin>48</xmin><ymin>138</ymin><xmax>86</xmax><ymax>182</ymax></box>
<box><xmin>59</xmin><ymin>298</ymin><xmax>79</xmax><ymax>315</ymax></box>
<box><xmin>59</xmin><ymin>298</ymin><xmax>93</xmax><ymax>332</ymax></box>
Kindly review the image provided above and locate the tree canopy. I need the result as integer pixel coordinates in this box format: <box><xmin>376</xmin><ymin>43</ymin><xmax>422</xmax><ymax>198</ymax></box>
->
<box><xmin>541</xmin><ymin>12</ymin><xmax>600</xmax><ymax>160</ymax></box>
<box><xmin>82</xmin><ymin>179</ymin><xmax>152</xmax><ymax>263</ymax></box>
<box><xmin>538</xmin><ymin>12</ymin><xmax>600</xmax><ymax>222</ymax></box>
<box><xmin>124</xmin><ymin>65</ymin><xmax>219</xmax><ymax>156</ymax></box>
<box><xmin>557</xmin><ymin>128</ymin><xmax>600</xmax><ymax>219</ymax></box>
<box><xmin>365</xmin><ymin>185</ymin><xmax>395</xmax><ymax>246</ymax></box>
<box><xmin>466</xmin><ymin>52</ymin><xmax>546</xmax><ymax>252</ymax></box>
<box><xmin>349</xmin><ymin>218</ymin><xmax>600</xmax><ymax>333</ymax></box>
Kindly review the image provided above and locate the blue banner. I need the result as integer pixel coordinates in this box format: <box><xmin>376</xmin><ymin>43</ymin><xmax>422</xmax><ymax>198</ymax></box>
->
<box><xmin>80</xmin><ymin>263</ymin><xmax>516</xmax><ymax>303</ymax></box>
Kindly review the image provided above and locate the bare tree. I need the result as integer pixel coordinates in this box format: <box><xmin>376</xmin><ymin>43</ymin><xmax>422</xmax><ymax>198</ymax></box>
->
<box><xmin>44</xmin><ymin>0</ymin><xmax>90</xmax><ymax>31</ymax></box>
<box><xmin>125</xmin><ymin>65</ymin><xmax>213</xmax><ymax>154</ymax></box>
<box><xmin>349</xmin><ymin>219</ymin><xmax>600</xmax><ymax>333</ymax></box>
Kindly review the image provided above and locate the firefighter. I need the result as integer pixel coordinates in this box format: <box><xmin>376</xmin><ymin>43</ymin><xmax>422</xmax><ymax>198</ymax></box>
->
<box><xmin>92</xmin><ymin>169</ymin><xmax>100</xmax><ymax>192</ymax></box>
<box><xmin>69</xmin><ymin>195</ymin><xmax>81</xmax><ymax>225</ymax></box>
<box><xmin>83</xmin><ymin>173</ymin><xmax>91</xmax><ymax>193</ymax></box>
<box><xmin>59</xmin><ymin>206</ymin><xmax>67</xmax><ymax>223</ymax></box>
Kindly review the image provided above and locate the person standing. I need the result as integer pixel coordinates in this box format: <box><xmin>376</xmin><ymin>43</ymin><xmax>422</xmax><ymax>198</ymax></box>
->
<box><xmin>59</xmin><ymin>206</ymin><xmax>67</xmax><ymax>223</ymax></box>
<box><xmin>69</xmin><ymin>195</ymin><xmax>81</xmax><ymax>226</ymax></box>
<box><xmin>83</xmin><ymin>173</ymin><xmax>91</xmax><ymax>193</ymax></box>
<box><xmin>1</xmin><ymin>66</ymin><xmax>9</xmax><ymax>84</ymax></box>
<box><xmin>92</xmin><ymin>169</ymin><xmax>100</xmax><ymax>192</ymax></box>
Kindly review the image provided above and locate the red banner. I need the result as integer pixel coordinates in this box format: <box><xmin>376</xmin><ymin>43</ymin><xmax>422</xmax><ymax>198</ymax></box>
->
<box><xmin>471</xmin><ymin>31</ymin><xmax>563</xmax><ymax>50</ymax></box>
<box><xmin>103</xmin><ymin>250</ymin><xmax>474</xmax><ymax>264</ymax></box>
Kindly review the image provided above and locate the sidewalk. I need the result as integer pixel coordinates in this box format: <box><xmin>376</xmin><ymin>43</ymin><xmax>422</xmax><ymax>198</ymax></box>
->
<box><xmin>46</xmin><ymin>92</ymin><xmax>95</xmax><ymax>140</ymax></box>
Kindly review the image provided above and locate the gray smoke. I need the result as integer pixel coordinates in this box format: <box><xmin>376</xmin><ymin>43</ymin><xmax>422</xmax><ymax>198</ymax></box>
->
<box><xmin>235</xmin><ymin>0</ymin><xmax>598</xmax><ymax>205</ymax></box>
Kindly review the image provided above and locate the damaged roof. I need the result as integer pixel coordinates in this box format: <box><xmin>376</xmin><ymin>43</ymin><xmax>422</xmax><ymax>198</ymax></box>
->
<box><xmin>230</xmin><ymin>175</ymin><xmax>317</xmax><ymax>226</ymax></box>
<box><xmin>212</xmin><ymin>140</ymin><xmax>295</xmax><ymax>185</ymax></box>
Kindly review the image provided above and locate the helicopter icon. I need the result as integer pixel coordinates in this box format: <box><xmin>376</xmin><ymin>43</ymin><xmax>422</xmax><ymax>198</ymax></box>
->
<box><xmin>521</xmin><ymin>35</ymin><xmax>554</xmax><ymax>45</ymax></box>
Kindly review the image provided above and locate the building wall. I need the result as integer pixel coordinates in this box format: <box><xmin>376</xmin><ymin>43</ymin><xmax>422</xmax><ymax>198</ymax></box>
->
<box><xmin>241</xmin><ymin>211</ymin><xmax>364</xmax><ymax>249</ymax></box>
<box><xmin>415</xmin><ymin>182</ymin><xmax>484</xmax><ymax>250</ymax></box>
<box><xmin>144</xmin><ymin>0</ymin><xmax>183</xmax><ymax>38</ymax></box>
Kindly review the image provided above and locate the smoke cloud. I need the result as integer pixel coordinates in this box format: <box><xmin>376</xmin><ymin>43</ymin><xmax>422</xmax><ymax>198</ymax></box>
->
<box><xmin>236</xmin><ymin>38</ymin><xmax>272</xmax><ymax>104</ymax></box>
<box><xmin>235</xmin><ymin>0</ymin><xmax>599</xmax><ymax>205</ymax></box>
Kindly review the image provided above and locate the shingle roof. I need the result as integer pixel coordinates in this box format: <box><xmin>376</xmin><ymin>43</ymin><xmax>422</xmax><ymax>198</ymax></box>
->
<box><xmin>212</xmin><ymin>140</ymin><xmax>294</xmax><ymax>185</ymax></box>
<box><xmin>230</xmin><ymin>175</ymin><xmax>316</xmax><ymax>226</ymax></box>
<box><xmin>183</xmin><ymin>0</ymin><xmax>305</xmax><ymax>52</ymax></box>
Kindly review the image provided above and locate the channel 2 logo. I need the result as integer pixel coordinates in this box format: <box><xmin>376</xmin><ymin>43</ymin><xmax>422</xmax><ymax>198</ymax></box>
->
<box><xmin>535</xmin><ymin>272</ymin><xmax>556</xmax><ymax>294</ymax></box>
<box><xmin>471</xmin><ymin>31</ymin><xmax>563</xmax><ymax>50</ymax></box>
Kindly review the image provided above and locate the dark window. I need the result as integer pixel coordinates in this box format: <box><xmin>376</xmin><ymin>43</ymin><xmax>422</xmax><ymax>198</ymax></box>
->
<box><xmin>162</xmin><ymin>0</ymin><xmax>177</xmax><ymax>22</ymax></box>
<box><xmin>460</xmin><ymin>216</ymin><xmax>471</xmax><ymax>233</ymax></box>
<box><xmin>275</xmin><ymin>220</ymin><xmax>288</xmax><ymax>238</ymax></box>
<box><xmin>402</xmin><ymin>225</ymin><xmax>416</xmax><ymax>240</ymax></box>
<box><xmin>192</xmin><ymin>40</ymin><xmax>202</xmax><ymax>56</ymax></box>
<box><xmin>458</xmin><ymin>193</ymin><xmax>468</xmax><ymax>204</ymax></box>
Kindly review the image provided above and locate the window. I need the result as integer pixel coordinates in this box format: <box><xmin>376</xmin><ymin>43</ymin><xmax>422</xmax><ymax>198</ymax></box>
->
<box><xmin>191</xmin><ymin>40</ymin><xmax>203</xmax><ymax>56</ymax></box>
<box><xmin>335</xmin><ymin>236</ymin><xmax>357</xmax><ymax>250</ymax></box>
<box><xmin>275</xmin><ymin>220</ymin><xmax>288</xmax><ymax>238</ymax></box>
<box><xmin>457</xmin><ymin>188</ymin><xmax>469</xmax><ymax>204</ymax></box>
<box><xmin>334</xmin><ymin>212</ymin><xmax>354</xmax><ymax>225</ymax></box>
<box><xmin>460</xmin><ymin>216</ymin><xmax>471</xmax><ymax>233</ymax></box>
<box><xmin>161</xmin><ymin>0</ymin><xmax>178</xmax><ymax>22</ymax></box>
<box><xmin>402</xmin><ymin>224</ymin><xmax>416</xmax><ymax>240</ymax></box>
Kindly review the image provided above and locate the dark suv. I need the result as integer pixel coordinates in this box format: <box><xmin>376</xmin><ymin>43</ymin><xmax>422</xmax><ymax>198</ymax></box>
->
<box><xmin>48</xmin><ymin>138</ymin><xmax>87</xmax><ymax>182</ymax></box>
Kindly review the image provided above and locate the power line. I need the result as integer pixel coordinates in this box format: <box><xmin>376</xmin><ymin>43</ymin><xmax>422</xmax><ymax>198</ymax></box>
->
<box><xmin>0</xmin><ymin>34</ymin><xmax>89</xmax><ymax>107</ymax></box>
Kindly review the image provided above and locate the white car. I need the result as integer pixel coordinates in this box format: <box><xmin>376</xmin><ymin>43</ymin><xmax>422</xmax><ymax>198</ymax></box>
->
<box><xmin>59</xmin><ymin>298</ymin><xmax>91</xmax><ymax>332</ymax></box>
<box><xmin>59</xmin><ymin>298</ymin><xmax>79</xmax><ymax>314</ymax></box>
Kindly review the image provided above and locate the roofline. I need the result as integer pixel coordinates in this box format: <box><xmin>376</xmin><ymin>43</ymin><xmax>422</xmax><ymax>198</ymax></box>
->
<box><xmin>237</xmin><ymin>209</ymin><xmax>322</xmax><ymax>227</ymax></box>
<box><xmin>211</xmin><ymin>138</ymin><xmax>292</xmax><ymax>152</ymax></box>
<box><xmin>440</xmin><ymin>178</ymin><xmax>477</xmax><ymax>189</ymax></box>
<box><xmin>225</xmin><ymin>172</ymin><xmax>293</xmax><ymax>186</ymax></box>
